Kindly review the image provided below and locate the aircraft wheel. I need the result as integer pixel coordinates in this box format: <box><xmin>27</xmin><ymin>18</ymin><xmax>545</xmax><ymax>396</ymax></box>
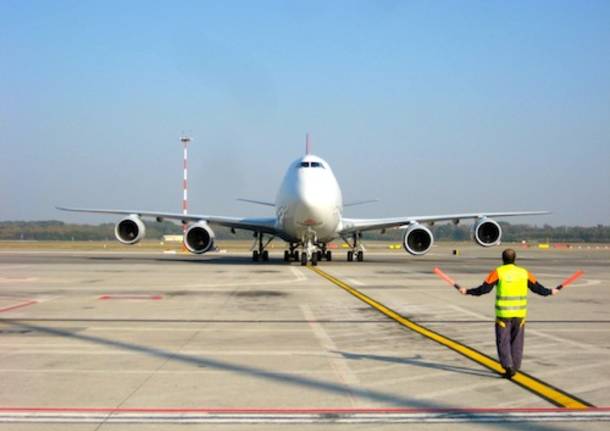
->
<box><xmin>347</xmin><ymin>251</ymin><xmax>353</xmax><ymax>262</ymax></box>
<box><xmin>316</xmin><ymin>250</ymin><xmax>323</xmax><ymax>261</ymax></box>
<box><xmin>311</xmin><ymin>252</ymin><xmax>318</xmax><ymax>266</ymax></box>
<box><xmin>357</xmin><ymin>250</ymin><xmax>364</xmax><ymax>262</ymax></box>
<box><xmin>326</xmin><ymin>251</ymin><xmax>332</xmax><ymax>261</ymax></box>
<box><xmin>253</xmin><ymin>251</ymin><xmax>260</xmax><ymax>262</ymax></box>
<box><xmin>284</xmin><ymin>250</ymin><xmax>290</xmax><ymax>262</ymax></box>
<box><xmin>300</xmin><ymin>253</ymin><xmax>308</xmax><ymax>266</ymax></box>
<box><xmin>262</xmin><ymin>250</ymin><xmax>269</xmax><ymax>261</ymax></box>
<box><xmin>293</xmin><ymin>251</ymin><xmax>300</xmax><ymax>261</ymax></box>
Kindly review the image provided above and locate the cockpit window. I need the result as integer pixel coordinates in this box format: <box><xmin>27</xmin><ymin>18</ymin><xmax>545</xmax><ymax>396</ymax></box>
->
<box><xmin>299</xmin><ymin>161</ymin><xmax>324</xmax><ymax>168</ymax></box>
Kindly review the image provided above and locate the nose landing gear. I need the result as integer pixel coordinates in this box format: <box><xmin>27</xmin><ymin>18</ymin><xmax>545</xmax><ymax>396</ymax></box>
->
<box><xmin>283</xmin><ymin>235</ymin><xmax>334</xmax><ymax>266</ymax></box>
<box><xmin>300</xmin><ymin>237</ymin><xmax>318</xmax><ymax>266</ymax></box>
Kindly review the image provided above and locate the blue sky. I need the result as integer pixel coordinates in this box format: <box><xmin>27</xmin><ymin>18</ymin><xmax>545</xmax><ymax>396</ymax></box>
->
<box><xmin>1</xmin><ymin>1</ymin><xmax>609</xmax><ymax>226</ymax></box>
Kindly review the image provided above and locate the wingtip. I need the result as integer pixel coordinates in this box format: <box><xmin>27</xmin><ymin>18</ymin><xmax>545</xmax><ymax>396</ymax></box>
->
<box><xmin>56</xmin><ymin>206</ymin><xmax>78</xmax><ymax>212</ymax></box>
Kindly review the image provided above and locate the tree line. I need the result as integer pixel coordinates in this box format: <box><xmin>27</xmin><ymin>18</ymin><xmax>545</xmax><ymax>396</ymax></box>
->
<box><xmin>0</xmin><ymin>220</ymin><xmax>609</xmax><ymax>242</ymax></box>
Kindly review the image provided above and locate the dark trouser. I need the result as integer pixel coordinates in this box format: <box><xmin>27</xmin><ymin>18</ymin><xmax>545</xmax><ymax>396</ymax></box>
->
<box><xmin>495</xmin><ymin>317</ymin><xmax>525</xmax><ymax>371</ymax></box>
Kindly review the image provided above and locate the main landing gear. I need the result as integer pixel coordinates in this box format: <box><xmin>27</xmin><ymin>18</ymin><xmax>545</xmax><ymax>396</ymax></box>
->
<box><xmin>252</xmin><ymin>232</ymin><xmax>274</xmax><ymax>262</ymax></box>
<box><xmin>344</xmin><ymin>232</ymin><xmax>364</xmax><ymax>262</ymax></box>
<box><xmin>318</xmin><ymin>249</ymin><xmax>332</xmax><ymax>262</ymax></box>
<box><xmin>283</xmin><ymin>246</ymin><xmax>300</xmax><ymax>263</ymax></box>
<box><xmin>346</xmin><ymin>250</ymin><xmax>364</xmax><ymax>262</ymax></box>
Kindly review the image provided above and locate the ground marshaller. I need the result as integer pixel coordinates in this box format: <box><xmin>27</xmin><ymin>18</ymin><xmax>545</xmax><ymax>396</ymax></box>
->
<box><xmin>456</xmin><ymin>248</ymin><xmax>559</xmax><ymax>379</ymax></box>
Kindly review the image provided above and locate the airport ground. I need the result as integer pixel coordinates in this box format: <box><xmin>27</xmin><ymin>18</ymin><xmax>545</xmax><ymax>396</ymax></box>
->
<box><xmin>0</xmin><ymin>241</ymin><xmax>609</xmax><ymax>430</ymax></box>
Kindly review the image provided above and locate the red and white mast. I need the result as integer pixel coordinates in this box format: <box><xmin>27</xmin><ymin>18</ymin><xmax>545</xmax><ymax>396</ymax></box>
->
<box><xmin>180</xmin><ymin>136</ymin><xmax>191</xmax><ymax>239</ymax></box>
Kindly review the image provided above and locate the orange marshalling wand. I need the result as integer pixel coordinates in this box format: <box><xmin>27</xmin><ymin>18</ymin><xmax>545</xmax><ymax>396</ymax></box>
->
<box><xmin>433</xmin><ymin>267</ymin><xmax>459</xmax><ymax>289</ymax></box>
<box><xmin>557</xmin><ymin>270</ymin><xmax>584</xmax><ymax>290</ymax></box>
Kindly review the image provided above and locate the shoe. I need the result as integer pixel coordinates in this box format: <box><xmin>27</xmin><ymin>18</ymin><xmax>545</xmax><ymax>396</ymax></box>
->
<box><xmin>503</xmin><ymin>367</ymin><xmax>516</xmax><ymax>379</ymax></box>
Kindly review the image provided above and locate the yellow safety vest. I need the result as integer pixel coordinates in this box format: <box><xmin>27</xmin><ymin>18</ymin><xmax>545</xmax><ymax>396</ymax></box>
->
<box><xmin>495</xmin><ymin>264</ymin><xmax>528</xmax><ymax>318</ymax></box>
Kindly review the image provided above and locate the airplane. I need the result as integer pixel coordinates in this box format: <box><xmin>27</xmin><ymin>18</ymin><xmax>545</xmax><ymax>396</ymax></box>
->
<box><xmin>58</xmin><ymin>137</ymin><xmax>548</xmax><ymax>266</ymax></box>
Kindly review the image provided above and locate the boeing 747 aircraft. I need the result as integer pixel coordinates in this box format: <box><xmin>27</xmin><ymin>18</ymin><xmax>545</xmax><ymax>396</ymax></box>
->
<box><xmin>58</xmin><ymin>140</ymin><xmax>548</xmax><ymax>265</ymax></box>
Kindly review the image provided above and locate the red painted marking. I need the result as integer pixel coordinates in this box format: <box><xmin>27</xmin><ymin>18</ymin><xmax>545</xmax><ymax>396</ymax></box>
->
<box><xmin>98</xmin><ymin>295</ymin><xmax>162</xmax><ymax>301</ymax></box>
<box><xmin>433</xmin><ymin>267</ymin><xmax>457</xmax><ymax>286</ymax></box>
<box><xmin>0</xmin><ymin>300</ymin><xmax>38</xmax><ymax>313</ymax></box>
<box><xmin>0</xmin><ymin>406</ymin><xmax>607</xmax><ymax>414</ymax></box>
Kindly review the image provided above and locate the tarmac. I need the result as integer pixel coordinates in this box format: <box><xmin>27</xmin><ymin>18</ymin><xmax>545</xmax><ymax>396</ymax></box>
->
<box><xmin>0</xmin><ymin>243</ymin><xmax>609</xmax><ymax>430</ymax></box>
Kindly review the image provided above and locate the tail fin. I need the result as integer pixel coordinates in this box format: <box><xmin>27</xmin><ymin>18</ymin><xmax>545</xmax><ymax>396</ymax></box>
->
<box><xmin>305</xmin><ymin>133</ymin><xmax>311</xmax><ymax>155</ymax></box>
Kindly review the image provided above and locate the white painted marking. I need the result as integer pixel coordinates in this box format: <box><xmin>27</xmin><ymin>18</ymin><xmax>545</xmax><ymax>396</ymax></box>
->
<box><xmin>181</xmin><ymin>266</ymin><xmax>307</xmax><ymax>289</ymax></box>
<box><xmin>290</xmin><ymin>267</ymin><xmax>307</xmax><ymax>281</ymax></box>
<box><xmin>543</xmin><ymin>328</ymin><xmax>610</xmax><ymax>333</ymax></box>
<box><xmin>448</xmin><ymin>304</ymin><xmax>608</xmax><ymax>354</ymax></box>
<box><xmin>497</xmin><ymin>378</ymin><xmax>610</xmax><ymax>408</ymax></box>
<box><xmin>0</xmin><ymin>367</ymin><xmax>332</xmax><ymax>375</ymax></box>
<box><xmin>345</xmin><ymin>277</ymin><xmax>365</xmax><ymax>286</ymax></box>
<box><xmin>570</xmin><ymin>279</ymin><xmax>601</xmax><ymax>287</ymax></box>
<box><xmin>0</xmin><ymin>264</ymin><xmax>29</xmax><ymax>270</ymax></box>
<box><xmin>2</xmin><ymin>349</ymin><xmax>342</xmax><ymax>356</ymax></box>
<box><xmin>0</xmin><ymin>277</ymin><xmax>38</xmax><ymax>283</ymax></box>
<box><xmin>84</xmin><ymin>326</ymin><xmax>313</xmax><ymax>332</ymax></box>
<box><xmin>300</xmin><ymin>304</ymin><xmax>365</xmax><ymax>406</ymax></box>
<box><xmin>419</xmin><ymin>361</ymin><xmax>606</xmax><ymax>401</ymax></box>
<box><xmin>367</xmin><ymin>367</ymin><xmax>490</xmax><ymax>388</ymax></box>
<box><xmin>534</xmin><ymin>274</ymin><xmax>602</xmax><ymax>288</ymax></box>
<box><xmin>0</xmin><ymin>410</ymin><xmax>608</xmax><ymax>424</ymax></box>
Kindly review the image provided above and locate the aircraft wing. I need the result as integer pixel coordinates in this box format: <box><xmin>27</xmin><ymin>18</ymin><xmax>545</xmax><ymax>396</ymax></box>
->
<box><xmin>56</xmin><ymin>206</ymin><xmax>279</xmax><ymax>236</ymax></box>
<box><xmin>339</xmin><ymin>211</ymin><xmax>550</xmax><ymax>235</ymax></box>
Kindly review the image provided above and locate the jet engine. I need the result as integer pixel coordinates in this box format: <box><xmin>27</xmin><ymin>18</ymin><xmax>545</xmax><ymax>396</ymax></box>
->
<box><xmin>114</xmin><ymin>215</ymin><xmax>146</xmax><ymax>245</ymax></box>
<box><xmin>473</xmin><ymin>217</ymin><xmax>502</xmax><ymax>247</ymax></box>
<box><xmin>403</xmin><ymin>223</ymin><xmax>434</xmax><ymax>256</ymax></box>
<box><xmin>184</xmin><ymin>222</ymin><xmax>215</xmax><ymax>254</ymax></box>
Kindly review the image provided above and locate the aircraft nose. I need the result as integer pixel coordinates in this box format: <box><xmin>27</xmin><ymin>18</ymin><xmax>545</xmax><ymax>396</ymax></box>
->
<box><xmin>296</xmin><ymin>187</ymin><xmax>331</xmax><ymax>227</ymax></box>
<box><xmin>298</xmin><ymin>201</ymin><xmax>323</xmax><ymax>226</ymax></box>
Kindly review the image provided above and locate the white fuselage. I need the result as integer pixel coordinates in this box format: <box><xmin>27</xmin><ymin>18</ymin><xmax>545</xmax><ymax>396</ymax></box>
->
<box><xmin>275</xmin><ymin>155</ymin><xmax>343</xmax><ymax>243</ymax></box>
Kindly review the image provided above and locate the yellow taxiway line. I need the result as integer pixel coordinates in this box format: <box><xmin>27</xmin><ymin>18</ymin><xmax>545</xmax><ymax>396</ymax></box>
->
<box><xmin>309</xmin><ymin>266</ymin><xmax>593</xmax><ymax>409</ymax></box>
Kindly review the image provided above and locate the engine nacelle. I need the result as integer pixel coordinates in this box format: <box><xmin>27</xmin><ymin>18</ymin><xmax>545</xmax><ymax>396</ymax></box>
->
<box><xmin>114</xmin><ymin>215</ymin><xmax>146</xmax><ymax>245</ymax></box>
<box><xmin>403</xmin><ymin>223</ymin><xmax>434</xmax><ymax>256</ymax></box>
<box><xmin>473</xmin><ymin>217</ymin><xmax>502</xmax><ymax>247</ymax></box>
<box><xmin>184</xmin><ymin>222</ymin><xmax>215</xmax><ymax>254</ymax></box>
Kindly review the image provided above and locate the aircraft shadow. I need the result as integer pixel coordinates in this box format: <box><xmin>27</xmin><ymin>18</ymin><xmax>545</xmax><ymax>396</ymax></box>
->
<box><xmin>3</xmin><ymin>319</ymin><xmax>567</xmax><ymax>430</ymax></box>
